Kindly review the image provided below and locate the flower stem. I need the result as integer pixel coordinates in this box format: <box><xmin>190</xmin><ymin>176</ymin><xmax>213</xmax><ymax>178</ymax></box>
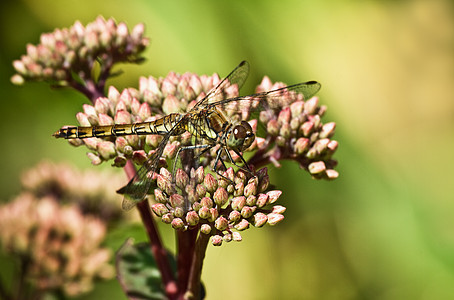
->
<box><xmin>176</xmin><ymin>228</ymin><xmax>197</xmax><ymax>296</ymax></box>
<box><xmin>186</xmin><ymin>232</ymin><xmax>210</xmax><ymax>300</ymax></box>
<box><xmin>69</xmin><ymin>79</ymin><xmax>105</xmax><ymax>103</ymax></box>
<box><xmin>123</xmin><ymin>160</ymin><xmax>178</xmax><ymax>299</ymax></box>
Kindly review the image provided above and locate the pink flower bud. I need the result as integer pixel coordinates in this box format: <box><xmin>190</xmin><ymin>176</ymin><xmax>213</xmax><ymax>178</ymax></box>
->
<box><xmin>308</xmin><ymin>161</ymin><xmax>326</xmax><ymax>174</ymax></box>
<box><xmin>211</xmin><ymin>235</ymin><xmax>223</xmax><ymax>246</ymax></box>
<box><xmin>278</xmin><ymin>107</ymin><xmax>291</xmax><ymax>125</ymax></box>
<box><xmin>132</xmin><ymin>150</ymin><xmax>147</xmax><ymax>165</ymax></box>
<box><xmin>320</xmin><ymin>122</ymin><xmax>336</xmax><ymax>138</ymax></box>
<box><xmin>200</xmin><ymin>224</ymin><xmax>212</xmax><ymax>234</ymax></box>
<box><xmin>204</xmin><ymin>173</ymin><xmax>218</xmax><ymax>193</ymax></box>
<box><xmin>326</xmin><ymin>169</ymin><xmax>339</xmax><ymax>180</ymax></box>
<box><xmin>256</xmin><ymin>194</ymin><xmax>268</xmax><ymax>208</ymax></box>
<box><xmin>266</xmin><ymin>190</ymin><xmax>282</xmax><ymax>204</ymax></box>
<box><xmin>114</xmin><ymin>110</ymin><xmax>131</xmax><ymax>124</ymax></box>
<box><xmin>154</xmin><ymin>189</ymin><xmax>167</xmax><ymax>203</ymax></box>
<box><xmin>213</xmin><ymin>187</ymin><xmax>228</xmax><ymax>207</ymax></box>
<box><xmin>175</xmin><ymin>169</ymin><xmax>189</xmax><ymax>190</ymax></box>
<box><xmin>98</xmin><ymin>113</ymin><xmax>114</xmax><ymax>126</ymax></box>
<box><xmin>252</xmin><ymin>212</ymin><xmax>268</xmax><ymax>227</ymax></box>
<box><xmin>208</xmin><ymin>208</ymin><xmax>218</xmax><ymax>222</ymax></box>
<box><xmin>267</xmin><ymin>119</ymin><xmax>279</xmax><ymax>136</ymax></box>
<box><xmin>151</xmin><ymin>203</ymin><xmax>169</xmax><ymax>217</ymax></box>
<box><xmin>97</xmin><ymin>141</ymin><xmax>116</xmax><ymax>160</ymax></box>
<box><xmin>232</xmin><ymin>232</ymin><xmax>242</xmax><ymax>242</ymax></box>
<box><xmin>234</xmin><ymin>219</ymin><xmax>249</xmax><ymax>231</ymax></box>
<box><xmin>198</xmin><ymin>206</ymin><xmax>210</xmax><ymax>219</ymax></box>
<box><xmin>171</xmin><ymin>218</ymin><xmax>185</xmax><ymax>229</ymax></box>
<box><xmin>267</xmin><ymin>213</ymin><xmax>284</xmax><ymax>226</ymax></box>
<box><xmin>161</xmin><ymin>213</ymin><xmax>174</xmax><ymax>224</ymax></box>
<box><xmin>241</xmin><ymin>206</ymin><xmax>253</xmax><ymax>219</ymax></box>
<box><xmin>214</xmin><ymin>216</ymin><xmax>228</xmax><ymax>231</ymax></box>
<box><xmin>169</xmin><ymin>194</ymin><xmax>185</xmax><ymax>208</ymax></box>
<box><xmin>229</xmin><ymin>210</ymin><xmax>241</xmax><ymax>223</ymax></box>
<box><xmin>231</xmin><ymin>196</ymin><xmax>246</xmax><ymax>211</ymax></box>
<box><xmin>246</xmin><ymin>195</ymin><xmax>256</xmax><ymax>206</ymax></box>
<box><xmin>200</xmin><ymin>197</ymin><xmax>213</xmax><ymax>208</ymax></box>
<box><xmin>186</xmin><ymin>211</ymin><xmax>199</xmax><ymax>226</ymax></box>
<box><xmin>304</xmin><ymin>96</ymin><xmax>319</xmax><ymax>114</ymax></box>
<box><xmin>272</xmin><ymin>205</ymin><xmax>286</xmax><ymax>214</ymax></box>
<box><xmin>300</xmin><ymin>121</ymin><xmax>314</xmax><ymax>137</ymax></box>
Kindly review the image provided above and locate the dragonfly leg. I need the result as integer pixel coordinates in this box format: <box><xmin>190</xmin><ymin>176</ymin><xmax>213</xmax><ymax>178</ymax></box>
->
<box><xmin>212</xmin><ymin>147</ymin><xmax>255</xmax><ymax>183</ymax></box>
<box><xmin>232</xmin><ymin>149</ymin><xmax>253</xmax><ymax>174</ymax></box>
<box><xmin>215</xmin><ymin>145</ymin><xmax>252</xmax><ymax>175</ymax></box>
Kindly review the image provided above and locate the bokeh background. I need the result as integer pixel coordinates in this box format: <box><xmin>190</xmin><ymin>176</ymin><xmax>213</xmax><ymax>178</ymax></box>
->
<box><xmin>1</xmin><ymin>0</ymin><xmax>454</xmax><ymax>299</ymax></box>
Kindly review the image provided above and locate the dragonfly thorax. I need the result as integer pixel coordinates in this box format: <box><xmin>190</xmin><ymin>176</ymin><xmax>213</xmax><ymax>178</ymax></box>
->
<box><xmin>226</xmin><ymin>120</ymin><xmax>255</xmax><ymax>151</ymax></box>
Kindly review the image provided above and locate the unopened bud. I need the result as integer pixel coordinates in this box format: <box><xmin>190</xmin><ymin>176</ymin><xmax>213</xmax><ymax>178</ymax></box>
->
<box><xmin>232</xmin><ymin>232</ymin><xmax>242</xmax><ymax>242</ymax></box>
<box><xmin>171</xmin><ymin>218</ymin><xmax>185</xmax><ymax>229</ymax></box>
<box><xmin>267</xmin><ymin>213</ymin><xmax>284</xmax><ymax>226</ymax></box>
<box><xmin>266</xmin><ymin>190</ymin><xmax>282</xmax><ymax>204</ymax></box>
<box><xmin>176</xmin><ymin>169</ymin><xmax>189</xmax><ymax>190</ymax></box>
<box><xmin>308</xmin><ymin>161</ymin><xmax>326</xmax><ymax>175</ymax></box>
<box><xmin>169</xmin><ymin>194</ymin><xmax>185</xmax><ymax>208</ymax></box>
<box><xmin>234</xmin><ymin>219</ymin><xmax>249</xmax><ymax>231</ymax></box>
<box><xmin>174</xmin><ymin>207</ymin><xmax>184</xmax><ymax>218</ymax></box>
<box><xmin>272</xmin><ymin>205</ymin><xmax>286</xmax><ymax>214</ymax></box>
<box><xmin>252</xmin><ymin>212</ymin><xmax>268</xmax><ymax>227</ymax></box>
<box><xmin>200</xmin><ymin>224</ymin><xmax>212</xmax><ymax>234</ymax></box>
<box><xmin>211</xmin><ymin>235</ymin><xmax>223</xmax><ymax>246</ymax></box>
<box><xmin>161</xmin><ymin>213</ymin><xmax>173</xmax><ymax>224</ymax></box>
<box><xmin>203</xmin><ymin>173</ymin><xmax>218</xmax><ymax>193</ymax></box>
<box><xmin>304</xmin><ymin>96</ymin><xmax>319</xmax><ymax>115</ymax></box>
<box><xmin>186</xmin><ymin>211</ymin><xmax>199</xmax><ymax>226</ymax></box>
<box><xmin>320</xmin><ymin>122</ymin><xmax>336</xmax><ymax>138</ymax></box>
<box><xmin>231</xmin><ymin>196</ymin><xmax>246</xmax><ymax>211</ymax></box>
<box><xmin>256</xmin><ymin>194</ymin><xmax>268</xmax><ymax>208</ymax></box>
<box><xmin>213</xmin><ymin>187</ymin><xmax>228</xmax><ymax>207</ymax></box>
<box><xmin>208</xmin><ymin>208</ymin><xmax>218</xmax><ymax>222</ymax></box>
<box><xmin>198</xmin><ymin>206</ymin><xmax>210</xmax><ymax>219</ymax></box>
<box><xmin>151</xmin><ymin>203</ymin><xmax>169</xmax><ymax>217</ymax></box>
<box><xmin>214</xmin><ymin>216</ymin><xmax>228</xmax><ymax>231</ymax></box>
<box><xmin>241</xmin><ymin>206</ymin><xmax>253</xmax><ymax>219</ymax></box>
<box><xmin>228</xmin><ymin>210</ymin><xmax>241</xmax><ymax>223</ymax></box>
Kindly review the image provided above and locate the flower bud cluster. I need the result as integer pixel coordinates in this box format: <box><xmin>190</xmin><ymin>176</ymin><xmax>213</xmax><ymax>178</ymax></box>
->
<box><xmin>251</xmin><ymin>76</ymin><xmax>339</xmax><ymax>180</ymax></box>
<box><xmin>0</xmin><ymin>193</ymin><xmax>114</xmax><ymax>296</ymax></box>
<box><xmin>150</xmin><ymin>166</ymin><xmax>285</xmax><ymax>246</ymax></box>
<box><xmin>20</xmin><ymin>160</ymin><xmax>129</xmax><ymax>225</ymax></box>
<box><xmin>11</xmin><ymin>16</ymin><xmax>149</xmax><ymax>86</ymax></box>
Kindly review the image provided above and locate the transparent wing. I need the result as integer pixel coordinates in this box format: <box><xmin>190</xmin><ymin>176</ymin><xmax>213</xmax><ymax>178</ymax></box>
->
<box><xmin>117</xmin><ymin>121</ymin><xmax>182</xmax><ymax>211</ymax></box>
<box><xmin>207</xmin><ymin>81</ymin><xmax>322</xmax><ymax>121</ymax></box>
<box><xmin>193</xmin><ymin>60</ymin><xmax>250</xmax><ymax>109</ymax></box>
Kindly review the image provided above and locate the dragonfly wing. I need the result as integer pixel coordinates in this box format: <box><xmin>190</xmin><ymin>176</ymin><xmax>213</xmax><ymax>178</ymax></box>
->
<box><xmin>116</xmin><ymin>120</ymin><xmax>181</xmax><ymax>210</ymax></box>
<box><xmin>194</xmin><ymin>61</ymin><xmax>250</xmax><ymax>108</ymax></box>
<box><xmin>209</xmin><ymin>81</ymin><xmax>322</xmax><ymax>121</ymax></box>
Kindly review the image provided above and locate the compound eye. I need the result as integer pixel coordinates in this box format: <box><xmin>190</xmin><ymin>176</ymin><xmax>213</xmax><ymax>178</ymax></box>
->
<box><xmin>240</xmin><ymin>120</ymin><xmax>252</xmax><ymax>132</ymax></box>
<box><xmin>233</xmin><ymin>125</ymin><xmax>247</xmax><ymax>139</ymax></box>
<box><xmin>240</xmin><ymin>121</ymin><xmax>255</xmax><ymax>149</ymax></box>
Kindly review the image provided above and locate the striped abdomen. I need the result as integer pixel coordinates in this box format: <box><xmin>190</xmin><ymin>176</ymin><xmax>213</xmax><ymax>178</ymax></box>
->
<box><xmin>53</xmin><ymin>113</ymin><xmax>184</xmax><ymax>139</ymax></box>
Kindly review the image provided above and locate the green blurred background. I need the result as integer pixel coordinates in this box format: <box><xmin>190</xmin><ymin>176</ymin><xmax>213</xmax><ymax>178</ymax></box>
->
<box><xmin>1</xmin><ymin>0</ymin><xmax>454</xmax><ymax>299</ymax></box>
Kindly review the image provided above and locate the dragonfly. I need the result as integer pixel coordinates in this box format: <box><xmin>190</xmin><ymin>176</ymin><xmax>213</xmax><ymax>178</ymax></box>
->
<box><xmin>53</xmin><ymin>61</ymin><xmax>321</xmax><ymax>210</ymax></box>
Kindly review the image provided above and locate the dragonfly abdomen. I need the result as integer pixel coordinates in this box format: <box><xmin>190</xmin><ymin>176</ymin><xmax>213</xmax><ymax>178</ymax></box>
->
<box><xmin>53</xmin><ymin>113</ymin><xmax>184</xmax><ymax>139</ymax></box>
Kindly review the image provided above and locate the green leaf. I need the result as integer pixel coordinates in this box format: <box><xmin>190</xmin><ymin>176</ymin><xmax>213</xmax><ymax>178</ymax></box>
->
<box><xmin>116</xmin><ymin>238</ymin><xmax>176</xmax><ymax>300</ymax></box>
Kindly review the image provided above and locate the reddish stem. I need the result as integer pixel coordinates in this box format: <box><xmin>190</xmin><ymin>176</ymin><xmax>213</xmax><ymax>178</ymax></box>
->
<box><xmin>186</xmin><ymin>232</ymin><xmax>210</xmax><ymax>300</ymax></box>
<box><xmin>176</xmin><ymin>228</ymin><xmax>198</xmax><ymax>298</ymax></box>
<box><xmin>123</xmin><ymin>160</ymin><xmax>178</xmax><ymax>299</ymax></box>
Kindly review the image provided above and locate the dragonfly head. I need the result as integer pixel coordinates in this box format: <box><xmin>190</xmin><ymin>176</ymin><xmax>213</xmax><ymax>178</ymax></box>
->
<box><xmin>227</xmin><ymin>121</ymin><xmax>255</xmax><ymax>151</ymax></box>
